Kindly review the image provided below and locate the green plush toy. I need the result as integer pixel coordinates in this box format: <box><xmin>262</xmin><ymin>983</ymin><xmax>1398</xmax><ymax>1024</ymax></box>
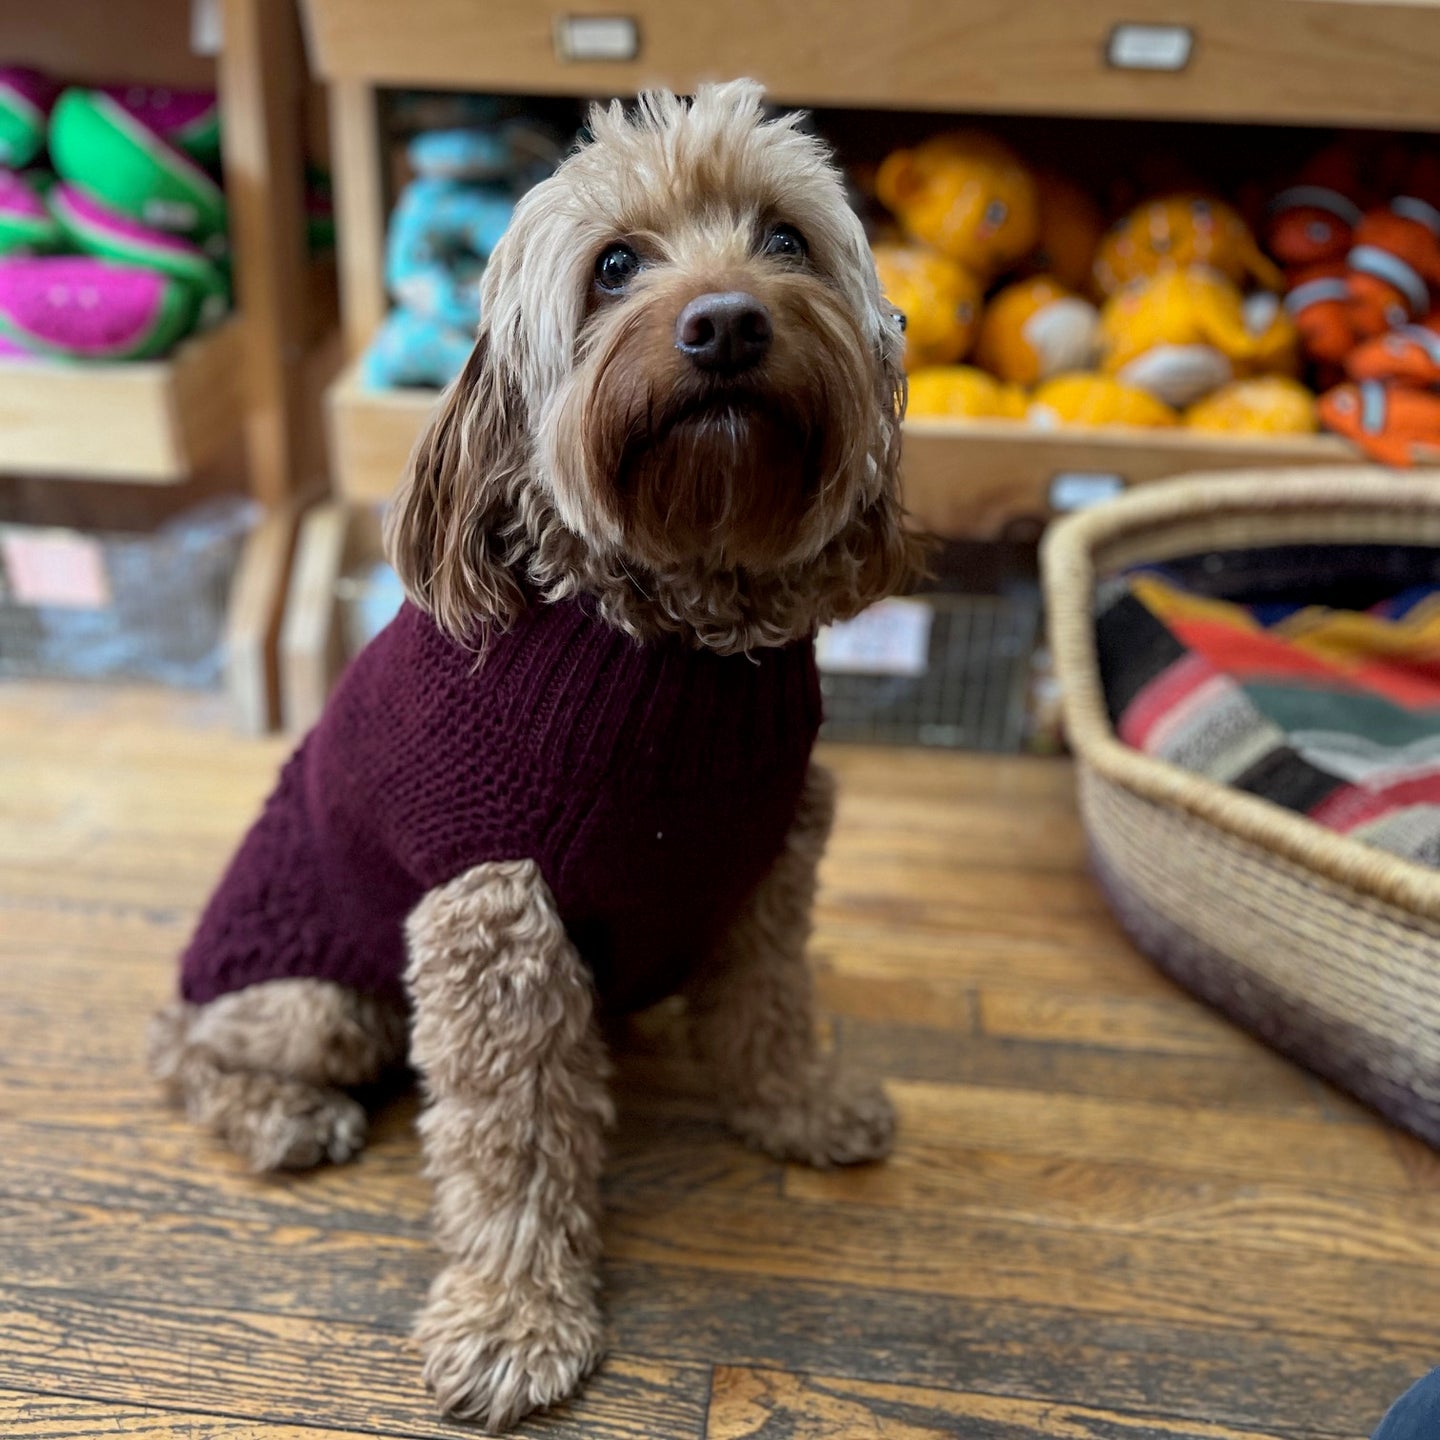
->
<box><xmin>0</xmin><ymin>68</ymin><xmax>58</xmax><ymax>168</ymax></box>
<box><xmin>49</xmin><ymin>89</ymin><xmax>226</xmax><ymax>241</ymax></box>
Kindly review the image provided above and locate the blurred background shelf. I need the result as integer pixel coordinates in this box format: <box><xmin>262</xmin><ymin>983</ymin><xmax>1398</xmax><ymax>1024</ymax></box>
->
<box><xmin>302</xmin><ymin>0</ymin><xmax>1440</xmax><ymax>131</ymax></box>
<box><xmin>0</xmin><ymin>321</ymin><xmax>245</xmax><ymax>483</ymax></box>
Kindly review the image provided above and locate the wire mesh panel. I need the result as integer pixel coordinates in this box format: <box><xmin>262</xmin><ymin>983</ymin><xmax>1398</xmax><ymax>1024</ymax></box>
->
<box><xmin>0</xmin><ymin>499</ymin><xmax>255</xmax><ymax>687</ymax></box>
<box><xmin>820</xmin><ymin>589</ymin><xmax>1040</xmax><ymax>751</ymax></box>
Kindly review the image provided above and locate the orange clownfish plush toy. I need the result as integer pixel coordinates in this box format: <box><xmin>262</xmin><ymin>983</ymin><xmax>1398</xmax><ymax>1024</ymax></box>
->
<box><xmin>1346</xmin><ymin>198</ymin><xmax>1440</xmax><ymax>339</ymax></box>
<box><xmin>1319</xmin><ymin>379</ymin><xmax>1440</xmax><ymax>467</ymax></box>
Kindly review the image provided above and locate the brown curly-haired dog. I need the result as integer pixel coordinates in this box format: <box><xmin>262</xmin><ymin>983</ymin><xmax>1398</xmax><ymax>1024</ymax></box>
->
<box><xmin>150</xmin><ymin>80</ymin><xmax>917</xmax><ymax>1432</ymax></box>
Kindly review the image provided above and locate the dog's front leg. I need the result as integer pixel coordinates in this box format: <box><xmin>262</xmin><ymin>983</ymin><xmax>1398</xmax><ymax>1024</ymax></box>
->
<box><xmin>687</xmin><ymin>763</ymin><xmax>895</xmax><ymax>1167</ymax></box>
<box><xmin>405</xmin><ymin>859</ymin><xmax>612</xmax><ymax>1431</ymax></box>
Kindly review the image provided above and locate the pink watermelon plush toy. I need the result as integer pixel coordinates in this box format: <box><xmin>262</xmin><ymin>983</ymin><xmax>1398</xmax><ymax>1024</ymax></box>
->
<box><xmin>0</xmin><ymin>170</ymin><xmax>63</xmax><ymax>255</ymax></box>
<box><xmin>101</xmin><ymin>84</ymin><xmax>221</xmax><ymax>167</ymax></box>
<box><xmin>51</xmin><ymin>183</ymin><xmax>228</xmax><ymax>324</ymax></box>
<box><xmin>0</xmin><ymin>255</ymin><xmax>198</xmax><ymax>360</ymax></box>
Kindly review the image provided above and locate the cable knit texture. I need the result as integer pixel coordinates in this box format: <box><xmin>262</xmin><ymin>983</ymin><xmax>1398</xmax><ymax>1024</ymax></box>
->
<box><xmin>180</xmin><ymin>599</ymin><xmax>822</xmax><ymax>1014</ymax></box>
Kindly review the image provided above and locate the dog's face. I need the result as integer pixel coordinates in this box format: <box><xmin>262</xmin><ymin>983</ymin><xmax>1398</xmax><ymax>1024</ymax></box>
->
<box><xmin>388</xmin><ymin>81</ymin><xmax>917</xmax><ymax>651</ymax></box>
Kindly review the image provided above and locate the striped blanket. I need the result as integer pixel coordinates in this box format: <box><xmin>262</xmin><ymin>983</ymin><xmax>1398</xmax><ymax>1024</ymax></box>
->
<box><xmin>1096</xmin><ymin>545</ymin><xmax>1440</xmax><ymax>865</ymax></box>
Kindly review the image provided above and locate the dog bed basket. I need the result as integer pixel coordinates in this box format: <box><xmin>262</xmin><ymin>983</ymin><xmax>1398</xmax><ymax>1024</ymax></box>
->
<box><xmin>1043</xmin><ymin>469</ymin><xmax>1440</xmax><ymax>1146</ymax></box>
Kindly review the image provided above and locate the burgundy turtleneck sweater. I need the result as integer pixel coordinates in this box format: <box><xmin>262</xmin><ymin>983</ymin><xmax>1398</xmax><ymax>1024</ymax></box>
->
<box><xmin>180</xmin><ymin>598</ymin><xmax>822</xmax><ymax>1015</ymax></box>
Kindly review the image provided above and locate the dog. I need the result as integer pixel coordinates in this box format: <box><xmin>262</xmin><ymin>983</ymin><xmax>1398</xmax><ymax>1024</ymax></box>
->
<box><xmin>148</xmin><ymin>80</ymin><xmax>919</xmax><ymax>1431</ymax></box>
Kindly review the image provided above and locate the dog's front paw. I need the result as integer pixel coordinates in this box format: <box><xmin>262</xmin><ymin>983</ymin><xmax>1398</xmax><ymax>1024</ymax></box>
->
<box><xmin>416</xmin><ymin>1263</ymin><xmax>604</xmax><ymax>1431</ymax></box>
<box><xmin>728</xmin><ymin>1070</ymin><xmax>896</xmax><ymax>1168</ymax></box>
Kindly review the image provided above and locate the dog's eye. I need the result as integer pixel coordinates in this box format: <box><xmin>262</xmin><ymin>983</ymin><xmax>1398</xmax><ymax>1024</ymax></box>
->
<box><xmin>595</xmin><ymin>243</ymin><xmax>642</xmax><ymax>293</ymax></box>
<box><xmin>763</xmin><ymin>223</ymin><xmax>808</xmax><ymax>261</ymax></box>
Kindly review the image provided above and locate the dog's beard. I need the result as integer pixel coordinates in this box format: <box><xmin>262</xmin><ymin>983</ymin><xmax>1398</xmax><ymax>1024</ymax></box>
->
<box><xmin>551</xmin><ymin>293</ymin><xmax>872</xmax><ymax>576</ymax></box>
<box><xmin>609</xmin><ymin>385</ymin><xmax>824</xmax><ymax>571</ymax></box>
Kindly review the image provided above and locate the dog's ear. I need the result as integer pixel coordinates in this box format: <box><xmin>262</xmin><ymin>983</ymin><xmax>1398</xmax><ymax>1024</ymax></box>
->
<box><xmin>385</xmin><ymin>332</ymin><xmax>528</xmax><ymax>642</ymax></box>
<box><xmin>819</xmin><ymin>323</ymin><xmax>929</xmax><ymax>619</ymax></box>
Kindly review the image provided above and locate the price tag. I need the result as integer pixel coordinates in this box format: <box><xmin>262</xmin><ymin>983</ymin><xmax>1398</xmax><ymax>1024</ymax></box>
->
<box><xmin>1107</xmin><ymin>23</ymin><xmax>1194</xmax><ymax>71</ymax></box>
<box><xmin>554</xmin><ymin>16</ymin><xmax>641</xmax><ymax>62</ymax></box>
<box><xmin>1</xmin><ymin>528</ymin><xmax>111</xmax><ymax>609</ymax></box>
<box><xmin>817</xmin><ymin>598</ymin><xmax>933</xmax><ymax>677</ymax></box>
<box><xmin>1050</xmin><ymin>472</ymin><xmax>1125</xmax><ymax>513</ymax></box>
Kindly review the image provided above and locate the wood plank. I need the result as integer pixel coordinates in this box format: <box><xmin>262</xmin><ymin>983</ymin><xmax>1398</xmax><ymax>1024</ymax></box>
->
<box><xmin>0</xmin><ymin>1286</ymin><xmax>706</xmax><ymax>1440</ymax></box>
<box><xmin>4</xmin><ymin>0</ymin><xmax>215</xmax><ymax>87</ymax></box>
<box><xmin>885</xmin><ymin>1080</ymin><xmax>1414</xmax><ymax>1190</ymax></box>
<box><xmin>327</xmin><ymin>86</ymin><xmax>389</xmax><ymax>361</ymax></box>
<box><xmin>327</xmin><ymin>362</ymin><xmax>432</xmax><ymax>503</ymax></box>
<box><xmin>0</xmin><ymin>321</ymin><xmax>245</xmax><ymax>482</ymax></box>
<box><xmin>784</xmin><ymin>1144</ymin><xmax>1440</xmax><ymax>1265</ymax></box>
<box><xmin>219</xmin><ymin>0</ymin><xmax>312</xmax><ymax>511</ymax></box>
<box><xmin>602</xmin><ymin>1189</ymin><xmax>1439</xmax><ymax>1346</ymax></box>
<box><xmin>705</xmin><ymin>1366</ymin><xmax>1290</xmax><ymax>1440</ymax></box>
<box><xmin>978</xmin><ymin>987</ymin><xmax>1250</xmax><ymax>1056</ymax></box>
<box><xmin>0</xmin><ymin>1391</ymin><xmax>389</xmax><ymax>1440</ymax></box>
<box><xmin>834</xmin><ymin>1022</ymin><xmax>1338</xmax><ymax>1117</ymax></box>
<box><xmin>605</xmin><ymin>1264</ymin><xmax>1424</xmax><ymax>1440</ymax></box>
<box><xmin>302</xmin><ymin>0</ymin><xmax>1440</xmax><ymax>131</ymax></box>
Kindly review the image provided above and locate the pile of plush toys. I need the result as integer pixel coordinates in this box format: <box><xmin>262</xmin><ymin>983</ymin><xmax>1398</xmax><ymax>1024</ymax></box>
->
<box><xmin>0</xmin><ymin>66</ymin><xmax>230</xmax><ymax>362</ymax></box>
<box><xmin>1265</xmin><ymin>142</ymin><xmax>1440</xmax><ymax>465</ymax></box>
<box><xmin>867</xmin><ymin>131</ymin><xmax>1320</xmax><ymax>441</ymax></box>
<box><xmin>362</xmin><ymin>100</ymin><xmax>567</xmax><ymax>389</ymax></box>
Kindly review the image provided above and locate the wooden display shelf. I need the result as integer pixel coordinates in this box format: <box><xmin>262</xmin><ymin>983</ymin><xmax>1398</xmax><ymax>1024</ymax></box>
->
<box><xmin>327</xmin><ymin>357</ymin><xmax>1352</xmax><ymax>538</ymax></box>
<box><xmin>0</xmin><ymin>320</ymin><xmax>246</xmax><ymax>484</ymax></box>
<box><xmin>281</xmin><ymin>497</ymin><xmax>381</xmax><ymax>732</ymax></box>
<box><xmin>303</xmin><ymin>0</ymin><xmax>1440</xmax><ymax>131</ymax></box>
<box><xmin>327</xmin><ymin>358</ymin><xmax>432</xmax><ymax>502</ymax></box>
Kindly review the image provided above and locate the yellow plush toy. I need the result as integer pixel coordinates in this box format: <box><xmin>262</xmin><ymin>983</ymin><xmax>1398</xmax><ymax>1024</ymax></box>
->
<box><xmin>907</xmin><ymin>365</ymin><xmax>1027</xmax><ymax>420</ymax></box>
<box><xmin>1184</xmin><ymin>377</ymin><xmax>1319</xmax><ymax>435</ymax></box>
<box><xmin>1096</xmin><ymin>268</ymin><xmax>1298</xmax><ymax>408</ymax></box>
<box><xmin>876</xmin><ymin>132</ymin><xmax>1039</xmax><ymax>281</ymax></box>
<box><xmin>1093</xmin><ymin>194</ymin><xmax>1285</xmax><ymax>297</ymax></box>
<box><xmin>1028</xmin><ymin>373</ymin><xmax>1178</xmax><ymax>428</ymax></box>
<box><xmin>974</xmin><ymin>276</ymin><xmax>1099</xmax><ymax>387</ymax></box>
<box><xmin>872</xmin><ymin>240</ymin><xmax>982</xmax><ymax>370</ymax></box>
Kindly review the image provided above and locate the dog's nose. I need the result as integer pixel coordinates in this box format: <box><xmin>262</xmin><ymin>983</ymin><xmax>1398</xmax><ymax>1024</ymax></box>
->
<box><xmin>675</xmin><ymin>292</ymin><xmax>772</xmax><ymax>373</ymax></box>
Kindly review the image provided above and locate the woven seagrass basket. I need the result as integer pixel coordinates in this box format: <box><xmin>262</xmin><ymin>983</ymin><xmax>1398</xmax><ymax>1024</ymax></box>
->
<box><xmin>1043</xmin><ymin>469</ymin><xmax>1440</xmax><ymax>1147</ymax></box>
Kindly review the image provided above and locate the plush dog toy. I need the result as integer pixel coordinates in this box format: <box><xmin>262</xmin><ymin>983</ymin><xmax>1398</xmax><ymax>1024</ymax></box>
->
<box><xmin>906</xmin><ymin>364</ymin><xmax>1027</xmax><ymax>418</ymax></box>
<box><xmin>149</xmin><ymin>82</ymin><xmax>912</xmax><ymax>1432</ymax></box>
<box><xmin>1097</xmin><ymin>268</ymin><xmax>1296</xmax><ymax>407</ymax></box>
<box><xmin>1028</xmin><ymin>372</ymin><xmax>1178</xmax><ymax>428</ymax></box>
<box><xmin>1184</xmin><ymin>376</ymin><xmax>1319</xmax><ymax>435</ymax></box>
<box><xmin>871</xmin><ymin>238</ymin><xmax>981</xmax><ymax>369</ymax></box>
<box><xmin>974</xmin><ymin>275</ymin><xmax>1098</xmax><ymax>386</ymax></box>
<box><xmin>876</xmin><ymin>131</ymin><xmax>1039</xmax><ymax>280</ymax></box>
<box><xmin>1094</xmin><ymin>194</ymin><xmax>1283</xmax><ymax>297</ymax></box>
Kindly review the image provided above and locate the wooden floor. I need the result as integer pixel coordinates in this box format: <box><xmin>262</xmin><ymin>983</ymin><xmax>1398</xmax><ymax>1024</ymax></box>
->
<box><xmin>1</xmin><ymin>681</ymin><xmax>1434</xmax><ymax>1440</ymax></box>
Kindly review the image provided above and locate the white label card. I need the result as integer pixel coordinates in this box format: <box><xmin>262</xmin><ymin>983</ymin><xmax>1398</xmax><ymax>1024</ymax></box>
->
<box><xmin>817</xmin><ymin>598</ymin><xmax>933</xmax><ymax>677</ymax></box>
<box><xmin>1</xmin><ymin>529</ymin><xmax>111</xmax><ymax>609</ymax></box>
<box><xmin>1050</xmin><ymin>472</ymin><xmax>1125</xmax><ymax>513</ymax></box>
<box><xmin>554</xmin><ymin>15</ymin><xmax>640</xmax><ymax>62</ymax></box>
<box><xmin>1107</xmin><ymin>23</ymin><xmax>1194</xmax><ymax>71</ymax></box>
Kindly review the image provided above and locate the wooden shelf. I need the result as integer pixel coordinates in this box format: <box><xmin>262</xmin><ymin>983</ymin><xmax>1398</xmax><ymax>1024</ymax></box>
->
<box><xmin>0</xmin><ymin>320</ymin><xmax>246</xmax><ymax>484</ymax></box>
<box><xmin>303</xmin><ymin>0</ymin><xmax>1440</xmax><ymax>130</ymax></box>
<box><xmin>327</xmin><ymin>359</ymin><xmax>433</xmax><ymax>502</ymax></box>
<box><xmin>326</xmin><ymin>358</ymin><xmax>1353</xmax><ymax>539</ymax></box>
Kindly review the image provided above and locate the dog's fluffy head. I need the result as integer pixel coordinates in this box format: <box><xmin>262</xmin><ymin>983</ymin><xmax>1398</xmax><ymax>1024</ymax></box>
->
<box><xmin>387</xmin><ymin>80</ymin><xmax>920</xmax><ymax>652</ymax></box>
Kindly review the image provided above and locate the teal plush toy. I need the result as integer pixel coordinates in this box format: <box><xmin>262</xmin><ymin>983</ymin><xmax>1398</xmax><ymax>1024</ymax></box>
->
<box><xmin>365</xmin><ymin>120</ymin><xmax>573</xmax><ymax>388</ymax></box>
